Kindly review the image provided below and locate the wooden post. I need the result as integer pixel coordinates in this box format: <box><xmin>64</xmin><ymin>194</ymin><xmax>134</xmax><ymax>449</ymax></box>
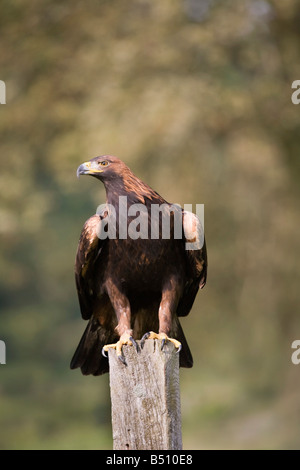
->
<box><xmin>108</xmin><ymin>339</ymin><xmax>182</xmax><ymax>450</ymax></box>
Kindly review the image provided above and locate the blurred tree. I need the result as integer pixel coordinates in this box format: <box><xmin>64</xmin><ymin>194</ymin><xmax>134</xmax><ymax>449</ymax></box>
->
<box><xmin>0</xmin><ymin>0</ymin><xmax>299</xmax><ymax>449</ymax></box>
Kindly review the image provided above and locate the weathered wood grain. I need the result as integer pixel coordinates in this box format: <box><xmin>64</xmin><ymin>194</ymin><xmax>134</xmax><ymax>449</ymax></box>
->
<box><xmin>108</xmin><ymin>339</ymin><xmax>182</xmax><ymax>450</ymax></box>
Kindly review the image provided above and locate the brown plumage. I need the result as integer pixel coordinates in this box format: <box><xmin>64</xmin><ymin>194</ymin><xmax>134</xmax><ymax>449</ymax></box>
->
<box><xmin>70</xmin><ymin>155</ymin><xmax>207</xmax><ymax>375</ymax></box>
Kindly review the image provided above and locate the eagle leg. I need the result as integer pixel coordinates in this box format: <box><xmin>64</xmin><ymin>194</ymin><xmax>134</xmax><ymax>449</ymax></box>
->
<box><xmin>103</xmin><ymin>281</ymin><xmax>141</xmax><ymax>364</ymax></box>
<box><xmin>140</xmin><ymin>331</ymin><xmax>182</xmax><ymax>352</ymax></box>
<box><xmin>102</xmin><ymin>333</ymin><xmax>140</xmax><ymax>365</ymax></box>
<box><xmin>140</xmin><ymin>277</ymin><xmax>183</xmax><ymax>352</ymax></box>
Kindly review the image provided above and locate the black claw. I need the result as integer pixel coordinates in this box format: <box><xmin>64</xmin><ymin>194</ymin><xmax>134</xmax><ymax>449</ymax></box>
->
<box><xmin>118</xmin><ymin>354</ymin><xmax>127</xmax><ymax>366</ymax></box>
<box><xmin>161</xmin><ymin>338</ymin><xmax>166</xmax><ymax>350</ymax></box>
<box><xmin>130</xmin><ymin>336</ymin><xmax>140</xmax><ymax>354</ymax></box>
<box><xmin>140</xmin><ymin>332</ymin><xmax>150</xmax><ymax>350</ymax></box>
<box><xmin>102</xmin><ymin>347</ymin><xmax>108</xmax><ymax>358</ymax></box>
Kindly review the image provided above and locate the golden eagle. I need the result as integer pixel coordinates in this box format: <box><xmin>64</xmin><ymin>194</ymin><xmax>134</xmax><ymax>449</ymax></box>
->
<box><xmin>70</xmin><ymin>156</ymin><xmax>207</xmax><ymax>375</ymax></box>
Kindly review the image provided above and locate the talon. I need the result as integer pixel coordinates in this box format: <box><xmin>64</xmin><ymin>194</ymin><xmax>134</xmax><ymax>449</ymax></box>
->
<box><xmin>161</xmin><ymin>338</ymin><xmax>166</xmax><ymax>350</ymax></box>
<box><xmin>140</xmin><ymin>332</ymin><xmax>150</xmax><ymax>349</ymax></box>
<box><xmin>118</xmin><ymin>355</ymin><xmax>127</xmax><ymax>366</ymax></box>
<box><xmin>102</xmin><ymin>347</ymin><xmax>108</xmax><ymax>358</ymax></box>
<box><xmin>130</xmin><ymin>336</ymin><xmax>140</xmax><ymax>354</ymax></box>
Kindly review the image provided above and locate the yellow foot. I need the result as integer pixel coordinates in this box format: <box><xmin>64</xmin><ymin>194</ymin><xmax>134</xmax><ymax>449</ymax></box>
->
<box><xmin>102</xmin><ymin>333</ymin><xmax>139</xmax><ymax>365</ymax></box>
<box><xmin>140</xmin><ymin>331</ymin><xmax>182</xmax><ymax>352</ymax></box>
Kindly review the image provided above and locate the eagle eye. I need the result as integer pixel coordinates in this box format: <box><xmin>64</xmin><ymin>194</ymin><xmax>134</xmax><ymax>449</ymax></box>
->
<box><xmin>99</xmin><ymin>161</ymin><xmax>109</xmax><ymax>167</ymax></box>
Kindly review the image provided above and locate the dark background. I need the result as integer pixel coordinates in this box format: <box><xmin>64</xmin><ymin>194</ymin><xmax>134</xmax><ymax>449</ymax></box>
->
<box><xmin>0</xmin><ymin>0</ymin><xmax>300</xmax><ymax>449</ymax></box>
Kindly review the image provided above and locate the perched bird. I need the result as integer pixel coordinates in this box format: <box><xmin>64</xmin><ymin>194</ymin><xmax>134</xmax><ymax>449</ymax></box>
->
<box><xmin>70</xmin><ymin>156</ymin><xmax>207</xmax><ymax>375</ymax></box>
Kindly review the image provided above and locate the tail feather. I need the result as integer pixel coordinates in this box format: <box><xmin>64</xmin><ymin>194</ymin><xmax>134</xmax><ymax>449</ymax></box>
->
<box><xmin>70</xmin><ymin>318</ymin><xmax>117</xmax><ymax>376</ymax></box>
<box><xmin>175</xmin><ymin>318</ymin><xmax>193</xmax><ymax>368</ymax></box>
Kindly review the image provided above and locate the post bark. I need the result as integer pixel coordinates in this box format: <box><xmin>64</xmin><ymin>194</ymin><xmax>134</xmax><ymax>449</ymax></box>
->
<box><xmin>108</xmin><ymin>339</ymin><xmax>182</xmax><ymax>450</ymax></box>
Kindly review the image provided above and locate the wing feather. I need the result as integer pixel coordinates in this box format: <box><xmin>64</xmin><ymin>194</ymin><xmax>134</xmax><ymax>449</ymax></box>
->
<box><xmin>75</xmin><ymin>213</ymin><xmax>107</xmax><ymax>320</ymax></box>
<box><xmin>177</xmin><ymin>211</ymin><xmax>207</xmax><ymax>317</ymax></box>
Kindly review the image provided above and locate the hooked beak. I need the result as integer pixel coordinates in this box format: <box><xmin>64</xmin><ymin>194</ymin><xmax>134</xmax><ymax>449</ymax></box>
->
<box><xmin>76</xmin><ymin>161</ymin><xmax>104</xmax><ymax>178</ymax></box>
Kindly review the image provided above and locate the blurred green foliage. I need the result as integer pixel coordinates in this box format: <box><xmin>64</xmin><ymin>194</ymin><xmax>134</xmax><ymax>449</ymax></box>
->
<box><xmin>0</xmin><ymin>0</ymin><xmax>300</xmax><ymax>449</ymax></box>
